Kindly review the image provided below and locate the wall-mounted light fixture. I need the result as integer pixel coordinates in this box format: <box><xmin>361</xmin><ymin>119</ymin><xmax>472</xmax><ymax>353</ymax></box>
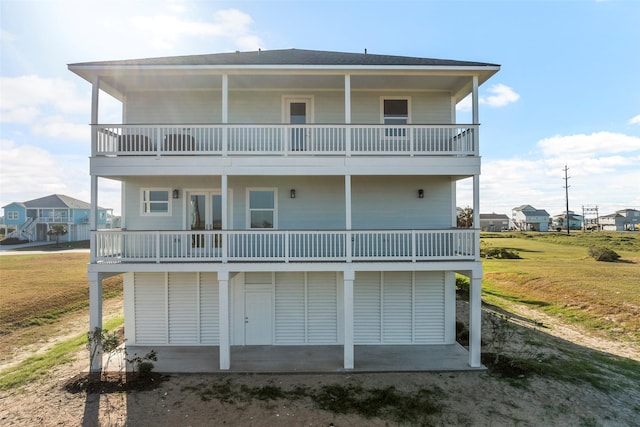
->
<box><xmin>173</xmin><ymin>189</ymin><xmax>180</xmax><ymax>199</ymax></box>
<box><xmin>418</xmin><ymin>189</ymin><xmax>424</xmax><ymax>199</ymax></box>
<box><xmin>290</xmin><ymin>189</ymin><xmax>296</xmax><ymax>199</ymax></box>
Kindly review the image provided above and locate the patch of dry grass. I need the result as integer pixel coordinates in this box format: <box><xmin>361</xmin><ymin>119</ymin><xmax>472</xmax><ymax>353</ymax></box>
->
<box><xmin>0</xmin><ymin>253</ymin><xmax>122</xmax><ymax>335</ymax></box>
<box><xmin>481</xmin><ymin>234</ymin><xmax>640</xmax><ymax>343</ymax></box>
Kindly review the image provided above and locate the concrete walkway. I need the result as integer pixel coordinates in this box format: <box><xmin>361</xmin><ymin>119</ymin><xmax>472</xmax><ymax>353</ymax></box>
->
<box><xmin>120</xmin><ymin>344</ymin><xmax>482</xmax><ymax>373</ymax></box>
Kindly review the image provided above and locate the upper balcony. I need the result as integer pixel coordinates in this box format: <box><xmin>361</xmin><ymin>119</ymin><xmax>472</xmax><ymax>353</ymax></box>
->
<box><xmin>94</xmin><ymin>124</ymin><xmax>477</xmax><ymax>158</ymax></box>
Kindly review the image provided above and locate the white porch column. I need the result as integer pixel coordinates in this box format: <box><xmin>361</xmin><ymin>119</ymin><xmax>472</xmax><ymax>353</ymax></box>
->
<box><xmin>88</xmin><ymin>271</ymin><xmax>103</xmax><ymax>372</ymax></box>
<box><xmin>222</xmin><ymin>74</ymin><xmax>229</xmax><ymax>156</ymax></box>
<box><xmin>221</xmin><ymin>175</ymin><xmax>228</xmax><ymax>263</ymax></box>
<box><xmin>222</xmin><ymin>74</ymin><xmax>229</xmax><ymax>123</ymax></box>
<box><xmin>345</xmin><ymin>175</ymin><xmax>352</xmax><ymax>262</ymax></box>
<box><xmin>343</xmin><ymin>269</ymin><xmax>355</xmax><ymax>369</ymax></box>
<box><xmin>472</xmin><ymin>75</ymin><xmax>479</xmax><ymax>156</ymax></box>
<box><xmin>469</xmin><ymin>273</ymin><xmax>483</xmax><ymax>368</ymax></box>
<box><xmin>473</xmin><ymin>174</ymin><xmax>480</xmax><ymax>259</ymax></box>
<box><xmin>344</xmin><ymin>74</ymin><xmax>351</xmax><ymax>123</ymax></box>
<box><xmin>344</xmin><ymin>74</ymin><xmax>351</xmax><ymax>156</ymax></box>
<box><xmin>218</xmin><ymin>271</ymin><xmax>230</xmax><ymax>370</ymax></box>
<box><xmin>90</xmin><ymin>175</ymin><xmax>98</xmax><ymax>264</ymax></box>
<box><xmin>91</xmin><ymin>77</ymin><xmax>99</xmax><ymax>157</ymax></box>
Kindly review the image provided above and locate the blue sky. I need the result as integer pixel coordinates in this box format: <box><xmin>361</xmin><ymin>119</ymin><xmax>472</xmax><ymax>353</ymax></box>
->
<box><xmin>1</xmin><ymin>0</ymin><xmax>639</xmax><ymax>218</ymax></box>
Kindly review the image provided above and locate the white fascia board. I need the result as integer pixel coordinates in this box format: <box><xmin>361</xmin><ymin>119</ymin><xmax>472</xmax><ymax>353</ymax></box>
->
<box><xmin>90</xmin><ymin>156</ymin><xmax>480</xmax><ymax>177</ymax></box>
<box><xmin>88</xmin><ymin>260</ymin><xmax>482</xmax><ymax>274</ymax></box>
<box><xmin>69</xmin><ymin>64</ymin><xmax>500</xmax><ymax>77</ymax></box>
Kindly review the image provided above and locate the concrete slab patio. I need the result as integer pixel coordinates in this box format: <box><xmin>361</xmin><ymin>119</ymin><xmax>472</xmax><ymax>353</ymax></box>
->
<box><xmin>120</xmin><ymin>344</ymin><xmax>483</xmax><ymax>373</ymax></box>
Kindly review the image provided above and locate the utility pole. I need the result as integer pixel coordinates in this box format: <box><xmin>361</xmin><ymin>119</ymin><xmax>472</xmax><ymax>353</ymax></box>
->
<box><xmin>563</xmin><ymin>165</ymin><xmax>570</xmax><ymax>235</ymax></box>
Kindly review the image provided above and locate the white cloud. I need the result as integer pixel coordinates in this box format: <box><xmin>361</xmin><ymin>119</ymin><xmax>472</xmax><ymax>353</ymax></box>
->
<box><xmin>462</xmin><ymin>132</ymin><xmax>640</xmax><ymax>216</ymax></box>
<box><xmin>457</xmin><ymin>84</ymin><xmax>519</xmax><ymax>112</ymax></box>
<box><xmin>537</xmin><ymin>132</ymin><xmax>640</xmax><ymax>158</ymax></box>
<box><xmin>630</xmin><ymin>114</ymin><xmax>640</xmax><ymax>125</ymax></box>
<box><xmin>0</xmin><ymin>28</ymin><xmax>16</xmax><ymax>43</ymax></box>
<box><xmin>0</xmin><ymin>76</ymin><xmax>91</xmax><ymax>141</ymax></box>
<box><xmin>0</xmin><ymin>140</ymin><xmax>78</xmax><ymax>206</ymax></box>
<box><xmin>480</xmin><ymin>84</ymin><xmax>520</xmax><ymax>108</ymax></box>
<box><xmin>130</xmin><ymin>8</ymin><xmax>263</xmax><ymax>51</ymax></box>
<box><xmin>31</xmin><ymin>115</ymin><xmax>89</xmax><ymax>141</ymax></box>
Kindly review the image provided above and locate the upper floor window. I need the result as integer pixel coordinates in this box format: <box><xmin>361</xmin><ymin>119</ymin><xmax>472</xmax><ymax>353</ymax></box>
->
<box><xmin>7</xmin><ymin>211</ymin><xmax>19</xmax><ymax>220</ymax></box>
<box><xmin>382</xmin><ymin>98</ymin><xmax>410</xmax><ymax>138</ymax></box>
<box><xmin>248</xmin><ymin>189</ymin><xmax>276</xmax><ymax>229</ymax></box>
<box><xmin>141</xmin><ymin>189</ymin><xmax>171</xmax><ymax>215</ymax></box>
<box><xmin>382</xmin><ymin>98</ymin><xmax>410</xmax><ymax>125</ymax></box>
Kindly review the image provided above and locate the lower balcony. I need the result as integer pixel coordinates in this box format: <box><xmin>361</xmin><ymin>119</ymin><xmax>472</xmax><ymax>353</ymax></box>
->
<box><xmin>93</xmin><ymin>229</ymin><xmax>478</xmax><ymax>264</ymax></box>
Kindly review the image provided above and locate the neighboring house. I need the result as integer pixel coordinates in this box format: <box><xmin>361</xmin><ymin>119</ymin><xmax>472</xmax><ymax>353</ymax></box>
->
<box><xmin>69</xmin><ymin>48</ymin><xmax>500</xmax><ymax>373</ymax></box>
<box><xmin>600</xmin><ymin>209</ymin><xmax>640</xmax><ymax>231</ymax></box>
<box><xmin>479</xmin><ymin>213</ymin><xmax>509</xmax><ymax>232</ymax></box>
<box><xmin>551</xmin><ymin>211</ymin><xmax>583</xmax><ymax>231</ymax></box>
<box><xmin>512</xmin><ymin>205</ymin><xmax>550</xmax><ymax>232</ymax></box>
<box><xmin>2</xmin><ymin>194</ymin><xmax>110</xmax><ymax>242</ymax></box>
<box><xmin>616</xmin><ymin>209</ymin><xmax>640</xmax><ymax>230</ymax></box>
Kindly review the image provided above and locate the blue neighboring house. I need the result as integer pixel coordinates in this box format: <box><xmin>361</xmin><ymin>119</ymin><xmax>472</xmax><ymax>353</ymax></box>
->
<box><xmin>2</xmin><ymin>194</ymin><xmax>111</xmax><ymax>243</ymax></box>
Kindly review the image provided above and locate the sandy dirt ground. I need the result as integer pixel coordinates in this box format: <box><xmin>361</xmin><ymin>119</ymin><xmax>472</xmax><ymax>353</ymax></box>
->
<box><xmin>1</xmin><ymin>298</ymin><xmax>639</xmax><ymax>426</ymax></box>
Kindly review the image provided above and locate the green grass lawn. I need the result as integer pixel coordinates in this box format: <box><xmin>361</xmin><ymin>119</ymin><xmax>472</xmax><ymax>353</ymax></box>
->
<box><xmin>0</xmin><ymin>253</ymin><xmax>122</xmax><ymax>335</ymax></box>
<box><xmin>481</xmin><ymin>232</ymin><xmax>640</xmax><ymax>343</ymax></box>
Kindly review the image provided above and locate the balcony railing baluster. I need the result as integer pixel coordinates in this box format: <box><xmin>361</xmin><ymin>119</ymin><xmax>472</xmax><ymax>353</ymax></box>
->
<box><xmin>93</xmin><ymin>124</ymin><xmax>477</xmax><ymax>157</ymax></box>
<box><xmin>93</xmin><ymin>229</ymin><xmax>477</xmax><ymax>264</ymax></box>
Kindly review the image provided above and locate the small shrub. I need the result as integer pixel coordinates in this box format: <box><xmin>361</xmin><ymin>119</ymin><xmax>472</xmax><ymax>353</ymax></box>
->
<box><xmin>127</xmin><ymin>350</ymin><xmax>157</xmax><ymax>378</ymax></box>
<box><xmin>456</xmin><ymin>276</ymin><xmax>470</xmax><ymax>300</ymax></box>
<box><xmin>481</xmin><ymin>247</ymin><xmax>522</xmax><ymax>259</ymax></box>
<box><xmin>588</xmin><ymin>247</ymin><xmax>620</xmax><ymax>262</ymax></box>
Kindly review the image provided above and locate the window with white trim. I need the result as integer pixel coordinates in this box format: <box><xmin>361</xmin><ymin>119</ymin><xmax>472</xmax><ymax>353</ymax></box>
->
<box><xmin>247</xmin><ymin>189</ymin><xmax>276</xmax><ymax>229</ymax></box>
<box><xmin>7</xmin><ymin>211</ymin><xmax>19</xmax><ymax>220</ymax></box>
<box><xmin>382</xmin><ymin>99</ymin><xmax>410</xmax><ymax>125</ymax></box>
<box><xmin>141</xmin><ymin>189</ymin><xmax>171</xmax><ymax>215</ymax></box>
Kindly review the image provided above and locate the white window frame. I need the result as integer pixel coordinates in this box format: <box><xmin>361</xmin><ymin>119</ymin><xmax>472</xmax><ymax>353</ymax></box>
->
<box><xmin>246</xmin><ymin>188</ymin><xmax>278</xmax><ymax>229</ymax></box>
<box><xmin>282</xmin><ymin>95</ymin><xmax>315</xmax><ymax>123</ymax></box>
<box><xmin>7</xmin><ymin>211</ymin><xmax>19</xmax><ymax>220</ymax></box>
<box><xmin>380</xmin><ymin>96</ymin><xmax>412</xmax><ymax>124</ymax></box>
<box><xmin>140</xmin><ymin>188</ymin><xmax>172</xmax><ymax>216</ymax></box>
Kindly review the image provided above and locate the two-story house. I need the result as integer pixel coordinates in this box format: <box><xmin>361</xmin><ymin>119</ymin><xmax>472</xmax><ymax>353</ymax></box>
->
<box><xmin>2</xmin><ymin>194</ymin><xmax>110</xmax><ymax>242</ymax></box>
<box><xmin>600</xmin><ymin>209</ymin><xmax>640</xmax><ymax>231</ymax></box>
<box><xmin>512</xmin><ymin>205</ymin><xmax>550</xmax><ymax>232</ymax></box>
<box><xmin>69</xmin><ymin>49</ymin><xmax>499</xmax><ymax>372</ymax></box>
<box><xmin>551</xmin><ymin>210</ymin><xmax>583</xmax><ymax>231</ymax></box>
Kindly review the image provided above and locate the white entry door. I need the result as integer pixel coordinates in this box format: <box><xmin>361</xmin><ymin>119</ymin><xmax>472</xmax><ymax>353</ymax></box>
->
<box><xmin>245</xmin><ymin>290</ymin><xmax>273</xmax><ymax>344</ymax></box>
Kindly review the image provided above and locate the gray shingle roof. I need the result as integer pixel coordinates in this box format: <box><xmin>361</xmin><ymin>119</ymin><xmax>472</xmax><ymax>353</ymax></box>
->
<box><xmin>69</xmin><ymin>48</ymin><xmax>499</xmax><ymax>68</ymax></box>
<box><xmin>23</xmin><ymin>194</ymin><xmax>91</xmax><ymax>209</ymax></box>
<box><xmin>480</xmin><ymin>214</ymin><xmax>510</xmax><ymax>220</ymax></box>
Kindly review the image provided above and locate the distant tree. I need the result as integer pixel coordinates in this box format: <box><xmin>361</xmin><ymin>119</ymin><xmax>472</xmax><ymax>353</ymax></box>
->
<box><xmin>47</xmin><ymin>224</ymin><xmax>68</xmax><ymax>247</ymax></box>
<box><xmin>457</xmin><ymin>207</ymin><xmax>473</xmax><ymax>228</ymax></box>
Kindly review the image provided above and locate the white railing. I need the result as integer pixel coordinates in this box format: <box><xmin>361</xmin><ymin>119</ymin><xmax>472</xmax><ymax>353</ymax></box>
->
<box><xmin>36</xmin><ymin>216</ymin><xmax>71</xmax><ymax>223</ymax></box>
<box><xmin>93</xmin><ymin>229</ymin><xmax>477</xmax><ymax>264</ymax></box>
<box><xmin>93</xmin><ymin>124</ymin><xmax>477</xmax><ymax>157</ymax></box>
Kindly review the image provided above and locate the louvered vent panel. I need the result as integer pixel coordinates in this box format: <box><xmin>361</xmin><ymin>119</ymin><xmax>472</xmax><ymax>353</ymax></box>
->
<box><xmin>168</xmin><ymin>273</ymin><xmax>198</xmax><ymax>344</ymax></box>
<box><xmin>200</xmin><ymin>273</ymin><xmax>219</xmax><ymax>344</ymax></box>
<box><xmin>307</xmin><ymin>272</ymin><xmax>338</xmax><ymax>343</ymax></box>
<box><xmin>414</xmin><ymin>272</ymin><xmax>445</xmax><ymax>343</ymax></box>
<box><xmin>382</xmin><ymin>272</ymin><xmax>413</xmax><ymax>343</ymax></box>
<box><xmin>275</xmin><ymin>273</ymin><xmax>305</xmax><ymax>344</ymax></box>
<box><xmin>134</xmin><ymin>273</ymin><xmax>167</xmax><ymax>344</ymax></box>
<box><xmin>354</xmin><ymin>271</ymin><xmax>381</xmax><ymax>344</ymax></box>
